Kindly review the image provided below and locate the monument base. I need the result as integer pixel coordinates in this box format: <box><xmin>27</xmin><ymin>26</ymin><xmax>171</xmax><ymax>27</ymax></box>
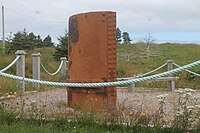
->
<box><xmin>68</xmin><ymin>87</ymin><xmax>116</xmax><ymax>112</ymax></box>
<box><xmin>68</xmin><ymin>11</ymin><xmax>117</xmax><ymax>112</ymax></box>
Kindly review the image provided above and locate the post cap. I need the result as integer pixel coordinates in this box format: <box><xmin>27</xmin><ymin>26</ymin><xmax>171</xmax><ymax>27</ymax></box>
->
<box><xmin>167</xmin><ymin>60</ymin><xmax>173</xmax><ymax>63</ymax></box>
<box><xmin>32</xmin><ymin>52</ymin><xmax>41</xmax><ymax>57</ymax></box>
<box><xmin>60</xmin><ymin>57</ymin><xmax>67</xmax><ymax>60</ymax></box>
<box><xmin>15</xmin><ymin>50</ymin><xmax>26</xmax><ymax>55</ymax></box>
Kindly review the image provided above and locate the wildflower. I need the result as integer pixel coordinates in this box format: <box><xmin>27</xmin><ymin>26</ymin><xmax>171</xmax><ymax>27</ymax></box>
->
<box><xmin>175</xmin><ymin>88</ymin><xmax>195</xmax><ymax>95</ymax></box>
<box><xmin>185</xmin><ymin>88</ymin><xmax>195</xmax><ymax>93</ymax></box>
<box><xmin>141</xmin><ymin>112</ymin><xmax>146</xmax><ymax>116</ymax></box>
<box><xmin>95</xmin><ymin>99</ymin><xmax>98</xmax><ymax>101</ymax></box>
<box><xmin>176</xmin><ymin>110</ymin><xmax>184</xmax><ymax>116</ymax></box>
<box><xmin>157</xmin><ymin>93</ymin><xmax>168</xmax><ymax>100</ymax></box>
<box><xmin>158</xmin><ymin>99</ymin><xmax>164</xmax><ymax>102</ymax></box>
<box><xmin>9</xmin><ymin>92</ymin><xmax>13</xmax><ymax>94</ymax></box>
<box><xmin>187</xmin><ymin>106</ymin><xmax>195</xmax><ymax>111</ymax></box>
<box><xmin>187</xmin><ymin>106</ymin><xmax>195</xmax><ymax>109</ymax></box>
<box><xmin>193</xmin><ymin>95</ymin><xmax>200</xmax><ymax>100</ymax></box>
<box><xmin>157</xmin><ymin>94</ymin><xmax>168</xmax><ymax>102</ymax></box>
<box><xmin>13</xmin><ymin>96</ymin><xmax>16</xmax><ymax>98</ymax></box>
<box><xmin>185</xmin><ymin>92</ymin><xmax>192</xmax><ymax>96</ymax></box>
<box><xmin>7</xmin><ymin>95</ymin><xmax>11</xmax><ymax>99</ymax></box>
<box><xmin>14</xmin><ymin>92</ymin><xmax>17</xmax><ymax>95</ymax></box>
<box><xmin>31</xmin><ymin>100</ymin><xmax>36</xmax><ymax>103</ymax></box>
<box><xmin>129</xmin><ymin>111</ymin><xmax>133</xmax><ymax>115</ymax></box>
<box><xmin>195</xmin><ymin>105</ymin><xmax>200</xmax><ymax>109</ymax></box>
<box><xmin>175</xmin><ymin>89</ymin><xmax>184</xmax><ymax>94</ymax></box>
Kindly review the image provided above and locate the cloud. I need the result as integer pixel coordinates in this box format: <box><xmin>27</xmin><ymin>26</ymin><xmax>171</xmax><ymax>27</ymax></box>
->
<box><xmin>2</xmin><ymin>0</ymin><xmax>200</xmax><ymax>42</ymax></box>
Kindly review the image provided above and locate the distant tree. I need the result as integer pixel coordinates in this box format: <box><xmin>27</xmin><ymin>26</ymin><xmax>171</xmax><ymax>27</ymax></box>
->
<box><xmin>6</xmin><ymin>29</ymin><xmax>33</xmax><ymax>53</ymax></box>
<box><xmin>0</xmin><ymin>42</ymin><xmax>3</xmax><ymax>54</ymax></box>
<box><xmin>53</xmin><ymin>31</ymin><xmax>68</xmax><ymax>60</ymax></box>
<box><xmin>4</xmin><ymin>32</ymin><xmax>13</xmax><ymax>54</ymax></box>
<box><xmin>116</xmin><ymin>27</ymin><xmax>122</xmax><ymax>44</ymax></box>
<box><xmin>28</xmin><ymin>32</ymin><xmax>37</xmax><ymax>49</ymax></box>
<box><xmin>117</xmin><ymin>49</ymin><xmax>137</xmax><ymax>61</ymax></box>
<box><xmin>122</xmin><ymin>32</ymin><xmax>132</xmax><ymax>44</ymax></box>
<box><xmin>143</xmin><ymin>33</ymin><xmax>159</xmax><ymax>58</ymax></box>
<box><xmin>4</xmin><ymin>29</ymin><xmax>54</xmax><ymax>53</ymax></box>
<box><xmin>42</xmin><ymin>35</ymin><xmax>54</xmax><ymax>47</ymax></box>
<box><xmin>35</xmin><ymin>35</ymin><xmax>43</xmax><ymax>48</ymax></box>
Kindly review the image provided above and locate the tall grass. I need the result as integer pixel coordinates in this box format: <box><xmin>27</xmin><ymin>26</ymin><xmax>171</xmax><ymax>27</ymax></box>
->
<box><xmin>0</xmin><ymin>88</ymin><xmax>199</xmax><ymax>133</ymax></box>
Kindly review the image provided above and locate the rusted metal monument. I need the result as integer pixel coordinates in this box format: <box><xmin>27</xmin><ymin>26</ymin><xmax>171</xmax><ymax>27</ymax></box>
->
<box><xmin>68</xmin><ymin>11</ymin><xmax>116</xmax><ymax>111</ymax></box>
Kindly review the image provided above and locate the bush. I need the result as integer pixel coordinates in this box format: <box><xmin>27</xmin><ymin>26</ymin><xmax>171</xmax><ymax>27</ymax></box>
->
<box><xmin>117</xmin><ymin>67</ymin><xmax>127</xmax><ymax>78</ymax></box>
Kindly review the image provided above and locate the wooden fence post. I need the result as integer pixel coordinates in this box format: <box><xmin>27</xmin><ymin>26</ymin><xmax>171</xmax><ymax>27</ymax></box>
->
<box><xmin>32</xmin><ymin>53</ymin><xmax>40</xmax><ymax>90</ymax></box>
<box><xmin>15</xmin><ymin>50</ymin><xmax>26</xmax><ymax>92</ymax></box>
<box><xmin>128</xmin><ymin>83</ymin><xmax>136</xmax><ymax>92</ymax></box>
<box><xmin>167</xmin><ymin>60</ymin><xmax>175</xmax><ymax>91</ymax></box>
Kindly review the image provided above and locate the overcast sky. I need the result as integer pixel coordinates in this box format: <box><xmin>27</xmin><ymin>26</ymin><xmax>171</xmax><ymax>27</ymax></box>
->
<box><xmin>1</xmin><ymin>0</ymin><xmax>200</xmax><ymax>43</ymax></box>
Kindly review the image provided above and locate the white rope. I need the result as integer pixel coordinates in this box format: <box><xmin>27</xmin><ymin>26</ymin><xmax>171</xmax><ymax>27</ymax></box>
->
<box><xmin>0</xmin><ymin>56</ymin><xmax>20</xmax><ymax>72</ymax></box>
<box><xmin>117</xmin><ymin>62</ymin><xmax>167</xmax><ymax>80</ymax></box>
<box><xmin>40</xmin><ymin>61</ymin><xmax>63</xmax><ymax>76</ymax></box>
<box><xmin>173</xmin><ymin>63</ymin><xmax>200</xmax><ymax>76</ymax></box>
<box><xmin>0</xmin><ymin>59</ymin><xmax>200</xmax><ymax>87</ymax></box>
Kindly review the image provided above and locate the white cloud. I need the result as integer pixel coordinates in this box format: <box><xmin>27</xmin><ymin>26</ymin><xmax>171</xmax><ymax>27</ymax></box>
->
<box><xmin>1</xmin><ymin>0</ymin><xmax>200</xmax><ymax>42</ymax></box>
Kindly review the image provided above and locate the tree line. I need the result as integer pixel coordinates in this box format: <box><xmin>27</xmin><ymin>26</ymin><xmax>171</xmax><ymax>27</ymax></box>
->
<box><xmin>5</xmin><ymin>29</ymin><xmax>54</xmax><ymax>54</ymax></box>
<box><xmin>1</xmin><ymin>27</ymin><xmax>132</xmax><ymax>60</ymax></box>
<box><xmin>2</xmin><ymin>28</ymin><xmax>66</xmax><ymax>60</ymax></box>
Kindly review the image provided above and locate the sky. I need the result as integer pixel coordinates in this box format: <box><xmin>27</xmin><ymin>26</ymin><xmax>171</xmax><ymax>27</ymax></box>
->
<box><xmin>1</xmin><ymin>0</ymin><xmax>200</xmax><ymax>44</ymax></box>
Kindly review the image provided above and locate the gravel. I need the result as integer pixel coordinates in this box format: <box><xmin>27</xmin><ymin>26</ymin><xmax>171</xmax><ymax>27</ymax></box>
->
<box><xmin>3</xmin><ymin>88</ymin><xmax>200</xmax><ymax>121</ymax></box>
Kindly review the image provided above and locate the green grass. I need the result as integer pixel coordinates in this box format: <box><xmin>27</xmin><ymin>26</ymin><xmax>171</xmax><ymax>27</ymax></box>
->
<box><xmin>1</xmin><ymin>80</ymin><xmax>200</xmax><ymax>132</ymax></box>
<box><xmin>1</xmin><ymin>43</ymin><xmax>200</xmax><ymax>95</ymax></box>
<box><xmin>0</xmin><ymin>47</ymin><xmax>63</xmax><ymax>95</ymax></box>
<box><xmin>1</xmin><ymin>118</ymin><xmax>199</xmax><ymax>133</ymax></box>
<box><xmin>117</xmin><ymin>43</ymin><xmax>200</xmax><ymax>89</ymax></box>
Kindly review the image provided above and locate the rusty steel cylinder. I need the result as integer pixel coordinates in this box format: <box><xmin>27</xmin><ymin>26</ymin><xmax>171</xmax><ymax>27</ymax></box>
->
<box><xmin>68</xmin><ymin>11</ymin><xmax>116</xmax><ymax>111</ymax></box>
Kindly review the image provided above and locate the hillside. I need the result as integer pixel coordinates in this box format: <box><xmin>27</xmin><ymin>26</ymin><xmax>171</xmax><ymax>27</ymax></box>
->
<box><xmin>117</xmin><ymin>43</ymin><xmax>200</xmax><ymax>89</ymax></box>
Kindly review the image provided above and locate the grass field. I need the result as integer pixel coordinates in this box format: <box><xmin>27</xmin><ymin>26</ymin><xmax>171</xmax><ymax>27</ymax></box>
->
<box><xmin>117</xmin><ymin>43</ymin><xmax>200</xmax><ymax>89</ymax></box>
<box><xmin>0</xmin><ymin>47</ymin><xmax>62</xmax><ymax>94</ymax></box>
<box><xmin>0</xmin><ymin>43</ymin><xmax>200</xmax><ymax>94</ymax></box>
<box><xmin>1</xmin><ymin>112</ymin><xmax>199</xmax><ymax>133</ymax></box>
<box><xmin>1</xmin><ymin>43</ymin><xmax>200</xmax><ymax>132</ymax></box>
<box><xmin>1</xmin><ymin>121</ymin><xmax>199</xmax><ymax>133</ymax></box>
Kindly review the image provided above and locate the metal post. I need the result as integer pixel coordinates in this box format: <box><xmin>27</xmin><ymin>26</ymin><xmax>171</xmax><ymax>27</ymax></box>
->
<box><xmin>60</xmin><ymin>57</ymin><xmax>67</xmax><ymax>81</ymax></box>
<box><xmin>128</xmin><ymin>83</ymin><xmax>136</xmax><ymax>92</ymax></box>
<box><xmin>32</xmin><ymin>53</ymin><xmax>40</xmax><ymax>89</ymax></box>
<box><xmin>15</xmin><ymin>50</ymin><xmax>26</xmax><ymax>91</ymax></box>
<box><xmin>2</xmin><ymin>6</ymin><xmax>5</xmax><ymax>52</ymax></box>
<box><xmin>167</xmin><ymin>60</ymin><xmax>175</xmax><ymax>91</ymax></box>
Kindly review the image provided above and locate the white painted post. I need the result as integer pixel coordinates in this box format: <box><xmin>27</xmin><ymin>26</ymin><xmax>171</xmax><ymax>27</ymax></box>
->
<box><xmin>15</xmin><ymin>50</ymin><xmax>26</xmax><ymax>92</ymax></box>
<box><xmin>128</xmin><ymin>83</ymin><xmax>136</xmax><ymax>92</ymax></box>
<box><xmin>167</xmin><ymin>60</ymin><xmax>175</xmax><ymax>91</ymax></box>
<box><xmin>60</xmin><ymin>57</ymin><xmax>67</xmax><ymax>81</ymax></box>
<box><xmin>32</xmin><ymin>53</ymin><xmax>40</xmax><ymax>90</ymax></box>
